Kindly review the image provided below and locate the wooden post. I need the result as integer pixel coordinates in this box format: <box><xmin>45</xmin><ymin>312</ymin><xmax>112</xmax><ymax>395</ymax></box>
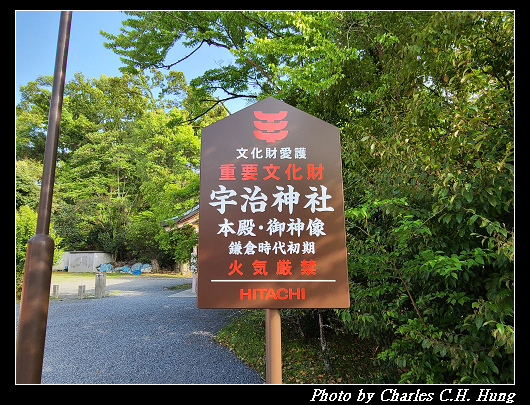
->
<box><xmin>191</xmin><ymin>245</ymin><xmax>198</xmax><ymax>293</ymax></box>
<box><xmin>95</xmin><ymin>273</ymin><xmax>106</xmax><ymax>298</ymax></box>
<box><xmin>265</xmin><ymin>309</ymin><xmax>282</xmax><ymax>384</ymax></box>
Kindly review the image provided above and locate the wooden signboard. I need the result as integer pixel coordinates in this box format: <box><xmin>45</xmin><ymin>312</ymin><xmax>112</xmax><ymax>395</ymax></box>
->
<box><xmin>198</xmin><ymin>97</ymin><xmax>350</xmax><ymax>309</ymax></box>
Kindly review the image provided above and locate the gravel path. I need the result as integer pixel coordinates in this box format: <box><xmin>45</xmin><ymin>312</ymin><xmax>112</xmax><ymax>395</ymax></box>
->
<box><xmin>16</xmin><ymin>276</ymin><xmax>263</xmax><ymax>384</ymax></box>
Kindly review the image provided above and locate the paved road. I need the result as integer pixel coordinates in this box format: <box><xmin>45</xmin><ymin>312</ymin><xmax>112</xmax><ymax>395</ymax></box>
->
<box><xmin>16</xmin><ymin>276</ymin><xmax>263</xmax><ymax>384</ymax></box>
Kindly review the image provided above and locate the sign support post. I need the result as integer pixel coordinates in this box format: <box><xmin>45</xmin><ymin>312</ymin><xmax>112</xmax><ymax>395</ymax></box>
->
<box><xmin>16</xmin><ymin>11</ymin><xmax>71</xmax><ymax>384</ymax></box>
<box><xmin>265</xmin><ymin>308</ymin><xmax>282</xmax><ymax>384</ymax></box>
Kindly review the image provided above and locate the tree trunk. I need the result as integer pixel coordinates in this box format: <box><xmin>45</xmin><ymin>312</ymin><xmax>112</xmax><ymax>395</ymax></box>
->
<box><xmin>318</xmin><ymin>310</ymin><xmax>333</xmax><ymax>373</ymax></box>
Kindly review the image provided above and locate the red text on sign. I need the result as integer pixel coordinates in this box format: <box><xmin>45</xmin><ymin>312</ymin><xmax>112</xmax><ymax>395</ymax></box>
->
<box><xmin>240</xmin><ymin>288</ymin><xmax>306</xmax><ymax>300</ymax></box>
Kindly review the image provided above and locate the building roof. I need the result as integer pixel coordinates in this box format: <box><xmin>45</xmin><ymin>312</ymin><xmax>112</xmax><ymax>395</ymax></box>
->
<box><xmin>160</xmin><ymin>204</ymin><xmax>199</xmax><ymax>231</ymax></box>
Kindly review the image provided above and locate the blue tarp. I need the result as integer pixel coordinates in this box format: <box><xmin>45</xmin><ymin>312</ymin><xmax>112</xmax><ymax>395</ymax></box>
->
<box><xmin>98</xmin><ymin>263</ymin><xmax>150</xmax><ymax>275</ymax></box>
<box><xmin>99</xmin><ymin>263</ymin><xmax>112</xmax><ymax>273</ymax></box>
<box><xmin>130</xmin><ymin>263</ymin><xmax>141</xmax><ymax>272</ymax></box>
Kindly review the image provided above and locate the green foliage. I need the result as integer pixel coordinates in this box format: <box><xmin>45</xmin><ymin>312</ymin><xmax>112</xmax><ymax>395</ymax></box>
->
<box><xmin>16</xmin><ymin>206</ymin><xmax>39</xmax><ymax>275</ymax></box>
<box><xmin>15</xmin><ymin>159</ymin><xmax>42</xmax><ymax>210</ymax></box>
<box><xmin>125</xmin><ymin>211</ymin><xmax>160</xmax><ymax>263</ymax></box>
<box><xmin>16</xmin><ymin>69</ymin><xmax>218</xmax><ymax>266</ymax></box>
<box><xmin>332</xmin><ymin>12</ymin><xmax>513</xmax><ymax>383</ymax></box>
<box><xmin>16</xmin><ymin>206</ymin><xmax>63</xmax><ymax>297</ymax></box>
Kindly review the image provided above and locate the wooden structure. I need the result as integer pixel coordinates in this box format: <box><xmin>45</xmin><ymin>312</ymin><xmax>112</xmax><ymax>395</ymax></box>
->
<box><xmin>161</xmin><ymin>204</ymin><xmax>199</xmax><ymax>292</ymax></box>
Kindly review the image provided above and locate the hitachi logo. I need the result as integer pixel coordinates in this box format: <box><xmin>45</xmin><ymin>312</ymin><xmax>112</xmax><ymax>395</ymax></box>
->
<box><xmin>240</xmin><ymin>288</ymin><xmax>305</xmax><ymax>300</ymax></box>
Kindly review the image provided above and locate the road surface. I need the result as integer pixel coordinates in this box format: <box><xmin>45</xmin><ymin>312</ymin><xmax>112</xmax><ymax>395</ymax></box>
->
<box><xmin>16</xmin><ymin>276</ymin><xmax>263</xmax><ymax>384</ymax></box>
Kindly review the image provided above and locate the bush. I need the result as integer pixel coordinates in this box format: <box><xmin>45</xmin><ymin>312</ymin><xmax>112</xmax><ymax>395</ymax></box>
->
<box><xmin>16</xmin><ymin>205</ymin><xmax>63</xmax><ymax>298</ymax></box>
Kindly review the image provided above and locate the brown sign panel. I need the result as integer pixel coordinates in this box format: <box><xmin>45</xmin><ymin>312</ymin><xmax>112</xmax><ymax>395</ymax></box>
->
<box><xmin>197</xmin><ymin>97</ymin><xmax>350</xmax><ymax>309</ymax></box>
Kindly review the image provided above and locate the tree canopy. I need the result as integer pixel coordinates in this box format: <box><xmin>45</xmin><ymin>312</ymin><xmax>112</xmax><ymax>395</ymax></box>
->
<box><xmin>16</xmin><ymin>68</ymin><xmax>223</xmax><ymax>268</ymax></box>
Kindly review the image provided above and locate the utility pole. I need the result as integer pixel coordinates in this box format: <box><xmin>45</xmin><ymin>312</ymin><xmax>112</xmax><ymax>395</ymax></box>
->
<box><xmin>16</xmin><ymin>11</ymin><xmax>72</xmax><ymax>384</ymax></box>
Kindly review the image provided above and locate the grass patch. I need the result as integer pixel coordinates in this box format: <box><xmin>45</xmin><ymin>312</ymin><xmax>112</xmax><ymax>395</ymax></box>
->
<box><xmin>165</xmin><ymin>283</ymin><xmax>192</xmax><ymax>291</ymax></box>
<box><xmin>216</xmin><ymin>310</ymin><xmax>385</xmax><ymax>384</ymax></box>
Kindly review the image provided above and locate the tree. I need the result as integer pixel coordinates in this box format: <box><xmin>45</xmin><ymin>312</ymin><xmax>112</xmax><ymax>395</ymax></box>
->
<box><xmin>17</xmin><ymin>69</ymin><xmax>216</xmax><ymax>264</ymax></box>
<box><xmin>331</xmin><ymin>12</ymin><xmax>513</xmax><ymax>383</ymax></box>
<box><xmin>16</xmin><ymin>76</ymin><xmax>53</xmax><ymax>161</ymax></box>
<box><xmin>101</xmin><ymin>11</ymin><xmax>298</xmax><ymax>117</ymax></box>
